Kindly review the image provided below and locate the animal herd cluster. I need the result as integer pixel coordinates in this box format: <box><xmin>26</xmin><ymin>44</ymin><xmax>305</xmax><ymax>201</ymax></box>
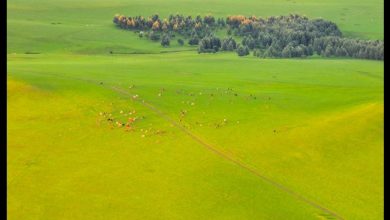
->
<box><xmin>98</xmin><ymin>108</ymin><xmax>168</xmax><ymax>138</ymax></box>
<box><xmin>113</xmin><ymin>13</ymin><xmax>383</xmax><ymax>60</ymax></box>
<box><xmin>97</xmin><ymin>86</ymin><xmax>282</xmax><ymax>136</ymax></box>
<box><xmin>98</xmin><ymin>110</ymin><xmax>139</xmax><ymax>131</ymax></box>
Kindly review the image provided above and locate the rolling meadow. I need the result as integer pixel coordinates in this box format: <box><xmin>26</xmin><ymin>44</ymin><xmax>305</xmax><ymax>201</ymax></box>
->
<box><xmin>7</xmin><ymin>0</ymin><xmax>384</xmax><ymax>219</ymax></box>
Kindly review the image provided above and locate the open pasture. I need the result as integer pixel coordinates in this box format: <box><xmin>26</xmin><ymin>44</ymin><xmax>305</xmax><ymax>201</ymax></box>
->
<box><xmin>7</xmin><ymin>0</ymin><xmax>384</xmax><ymax>219</ymax></box>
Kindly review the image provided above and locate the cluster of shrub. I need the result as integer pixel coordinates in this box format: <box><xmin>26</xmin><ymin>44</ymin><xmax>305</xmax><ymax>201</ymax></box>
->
<box><xmin>113</xmin><ymin>14</ymin><xmax>383</xmax><ymax>60</ymax></box>
<box><xmin>113</xmin><ymin>14</ymin><xmax>225</xmax><ymax>46</ymax></box>
<box><xmin>228</xmin><ymin>14</ymin><xmax>383</xmax><ymax>60</ymax></box>
<box><xmin>313</xmin><ymin>37</ymin><xmax>383</xmax><ymax>60</ymax></box>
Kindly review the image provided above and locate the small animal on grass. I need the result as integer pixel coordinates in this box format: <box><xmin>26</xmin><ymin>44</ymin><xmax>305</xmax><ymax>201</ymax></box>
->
<box><xmin>115</xmin><ymin>121</ymin><xmax>124</xmax><ymax>127</ymax></box>
<box><xmin>128</xmin><ymin>117</ymin><xmax>136</xmax><ymax>123</ymax></box>
<box><xmin>125</xmin><ymin>124</ymin><xmax>133</xmax><ymax>131</ymax></box>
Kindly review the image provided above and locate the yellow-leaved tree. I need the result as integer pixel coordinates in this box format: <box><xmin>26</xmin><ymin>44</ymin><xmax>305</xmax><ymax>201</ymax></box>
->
<box><xmin>152</xmin><ymin>21</ymin><xmax>160</xmax><ymax>30</ymax></box>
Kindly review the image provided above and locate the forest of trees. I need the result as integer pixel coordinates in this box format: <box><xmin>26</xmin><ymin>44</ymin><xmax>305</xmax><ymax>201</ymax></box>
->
<box><xmin>113</xmin><ymin>14</ymin><xmax>383</xmax><ymax>60</ymax></box>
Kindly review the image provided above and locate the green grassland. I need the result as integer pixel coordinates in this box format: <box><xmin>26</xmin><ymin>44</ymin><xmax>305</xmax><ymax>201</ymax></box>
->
<box><xmin>7</xmin><ymin>0</ymin><xmax>383</xmax><ymax>219</ymax></box>
<box><xmin>7</xmin><ymin>0</ymin><xmax>383</xmax><ymax>55</ymax></box>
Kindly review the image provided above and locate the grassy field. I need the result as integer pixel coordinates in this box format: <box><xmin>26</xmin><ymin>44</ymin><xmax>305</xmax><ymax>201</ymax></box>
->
<box><xmin>7</xmin><ymin>0</ymin><xmax>383</xmax><ymax>55</ymax></box>
<box><xmin>7</xmin><ymin>0</ymin><xmax>384</xmax><ymax>219</ymax></box>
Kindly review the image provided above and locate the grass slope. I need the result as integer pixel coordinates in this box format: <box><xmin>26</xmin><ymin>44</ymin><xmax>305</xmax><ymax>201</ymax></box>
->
<box><xmin>7</xmin><ymin>0</ymin><xmax>384</xmax><ymax>219</ymax></box>
<box><xmin>7</xmin><ymin>0</ymin><xmax>383</xmax><ymax>55</ymax></box>
<box><xmin>8</xmin><ymin>53</ymin><xmax>383</xmax><ymax>219</ymax></box>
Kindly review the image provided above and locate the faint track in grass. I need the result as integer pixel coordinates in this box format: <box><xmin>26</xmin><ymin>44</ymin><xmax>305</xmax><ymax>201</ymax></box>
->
<box><xmin>355</xmin><ymin>70</ymin><xmax>383</xmax><ymax>79</ymax></box>
<box><xmin>10</xmin><ymin>70</ymin><xmax>344</xmax><ymax>220</ymax></box>
<box><xmin>110</xmin><ymin>86</ymin><xmax>344</xmax><ymax>220</ymax></box>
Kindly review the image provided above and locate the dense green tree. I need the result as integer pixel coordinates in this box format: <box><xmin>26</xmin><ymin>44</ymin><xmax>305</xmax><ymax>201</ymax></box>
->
<box><xmin>236</xmin><ymin>44</ymin><xmax>250</xmax><ymax>56</ymax></box>
<box><xmin>335</xmin><ymin>47</ymin><xmax>348</xmax><ymax>57</ymax></box>
<box><xmin>177</xmin><ymin>38</ymin><xmax>184</xmax><ymax>46</ymax></box>
<box><xmin>217</xmin><ymin>18</ymin><xmax>226</xmax><ymax>27</ymax></box>
<box><xmin>221</xmin><ymin>37</ymin><xmax>237</xmax><ymax>51</ymax></box>
<box><xmin>113</xmin><ymin>13</ymin><xmax>383</xmax><ymax>60</ymax></box>
<box><xmin>204</xmin><ymin>15</ymin><xmax>216</xmax><ymax>26</ymax></box>
<box><xmin>152</xmin><ymin>14</ymin><xmax>159</xmax><ymax>22</ymax></box>
<box><xmin>149</xmin><ymin>31</ymin><xmax>161</xmax><ymax>41</ymax></box>
<box><xmin>323</xmin><ymin>45</ymin><xmax>334</xmax><ymax>57</ymax></box>
<box><xmin>253</xmin><ymin>49</ymin><xmax>263</xmax><ymax>57</ymax></box>
<box><xmin>188</xmin><ymin>36</ymin><xmax>199</xmax><ymax>45</ymax></box>
<box><xmin>198</xmin><ymin>36</ymin><xmax>221</xmax><ymax>53</ymax></box>
<box><xmin>161</xmin><ymin>34</ymin><xmax>170</xmax><ymax>47</ymax></box>
<box><xmin>263</xmin><ymin>45</ymin><xmax>281</xmax><ymax>57</ymax></box>
<box><xmin>242</xmin><ymin>35</ymin><xmax>255</xmax><ymax>49</ymax></box>
<box><xmin>281</xmin><ymin>44</ymin><xmax>294</xmax><ymax>58</ymax></box>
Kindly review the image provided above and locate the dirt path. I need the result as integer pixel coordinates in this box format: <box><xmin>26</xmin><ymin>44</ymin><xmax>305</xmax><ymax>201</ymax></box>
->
<box><xmin>110</xmin><ymin>86</ymin><xmax>343</xmax><ymax>220</ymax></box>
<box><xmin>10</xmin><ymin>71</ymin><xmax>344</xmax><ymax>219</ymax></box>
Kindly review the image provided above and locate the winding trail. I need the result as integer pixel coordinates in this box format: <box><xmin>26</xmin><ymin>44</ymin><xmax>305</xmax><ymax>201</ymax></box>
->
<box><xmin>111</xmin><ymin>86</ymin><xmax>343</xmax><ymax>220</ymax></box>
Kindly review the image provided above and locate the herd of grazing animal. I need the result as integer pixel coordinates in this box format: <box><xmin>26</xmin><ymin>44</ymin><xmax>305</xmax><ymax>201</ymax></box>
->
<box><xmin>97</xmin><ymin>85</ymin><xmax>280</xmax><ymax>137</ymax></box>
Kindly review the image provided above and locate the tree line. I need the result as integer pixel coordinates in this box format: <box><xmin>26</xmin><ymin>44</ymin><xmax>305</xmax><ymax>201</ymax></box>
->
<box><xmin>113</xmin><ymin>14</ymin><xmax>383</xmax><ymax>60</ymax></box>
